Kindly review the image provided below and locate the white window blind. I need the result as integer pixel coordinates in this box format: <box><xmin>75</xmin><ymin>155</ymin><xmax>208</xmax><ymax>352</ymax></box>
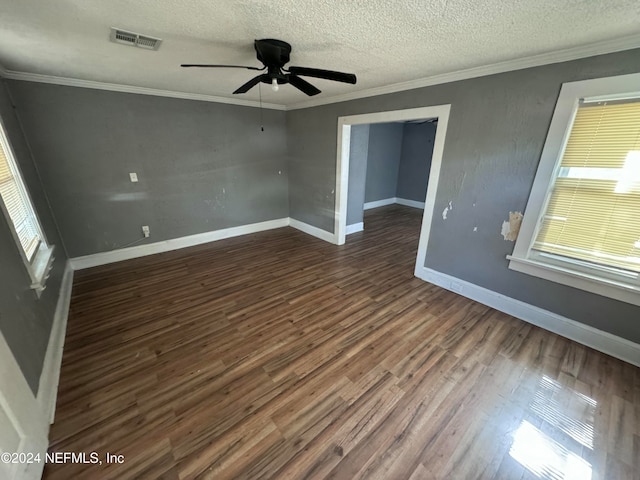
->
<box><xmin>0</xmin><ymin>129</ymin><xmax>42</xmax><ymax>261</ymax></box>
<box><xmin>533</xmin><ymin>99</ymin><xmax>640</xmax><ymax>274</ymax></box>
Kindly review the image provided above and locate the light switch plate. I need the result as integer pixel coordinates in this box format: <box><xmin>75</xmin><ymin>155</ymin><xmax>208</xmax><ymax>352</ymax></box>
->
<box><xmin>129</xmin><ymin>172</ymin><xmax>138</xmax><ymax>183</ymax></box>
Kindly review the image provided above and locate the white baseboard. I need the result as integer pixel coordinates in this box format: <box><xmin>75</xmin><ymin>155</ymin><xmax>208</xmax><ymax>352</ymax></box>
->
<box><xmin>396</xmin><ymin>197</ymin><xmax>425</xmax><ymax>209</ymax></box>
<box><xmin>364</xmin><ymin>197</ymin><xmax>425</xmax><ymax>210</ymax></box>
<box><xmin>37</xmin><ymin>260</ymin><xmax>74</xmax><ymax>423</ymax></box>
<box><xmin>363</xmin><ymin>198</ymin><xmax>396</xmax><ymax>210</ymax></box>
<box><xmin>70</xmin><ymin>218</ymin><xmax>290</xmax><ymax>269</ymax></box>
<box><xmin>346</xmin><ymin>222</ymin><xmax>364</xmax><ymax>235</ymax></box>
<box><xmin>289</xmin><ymin>218</ymin><xmax>337</xmax><ymax>244</ymax></box>
<box><xmin>415</xmin><ymin>266</ymin><xmax>640</xmax><ymax>368</ymax></box>
<box><xmin>70</xmin><ymin>217</ymin><xmax>339</xmax><ymax>269</ymax></box>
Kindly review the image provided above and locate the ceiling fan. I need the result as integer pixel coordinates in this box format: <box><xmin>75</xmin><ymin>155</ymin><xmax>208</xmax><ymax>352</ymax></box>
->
<box><xmin>181</xmin><ymin>39</ymin><xmax>357</xmax><ymax>96</ymax></box>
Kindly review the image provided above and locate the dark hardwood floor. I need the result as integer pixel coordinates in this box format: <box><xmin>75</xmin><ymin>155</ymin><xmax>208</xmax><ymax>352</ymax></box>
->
<box><xmin>44</xmin><ymin>205</ymin><xmax>639</xmax><ymax>479</ymax></box>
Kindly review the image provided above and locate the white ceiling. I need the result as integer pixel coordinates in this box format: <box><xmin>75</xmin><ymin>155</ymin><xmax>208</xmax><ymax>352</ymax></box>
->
<box><xmin>0</xmin><ymin>0</ymin><xmax>639</xmax><ymax>108</ymax></box>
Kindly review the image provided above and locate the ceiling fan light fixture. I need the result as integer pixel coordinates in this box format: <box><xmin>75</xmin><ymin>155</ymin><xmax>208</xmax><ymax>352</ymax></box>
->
<box><xmin>180</xmin><ymin>39</ymin><xmax>356</xmax><ymax>97</ymax></box>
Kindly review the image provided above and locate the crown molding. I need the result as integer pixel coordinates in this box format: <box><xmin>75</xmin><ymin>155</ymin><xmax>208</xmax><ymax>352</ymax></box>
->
<box><xmin>0</xmin><ymin>69</ymin><xmax>286</xmax><ymax>111</ymax></box>
<box><xmin>1</xmin><ymin>34</ymin><xmax>639</xmax><ymax>112</ymax></box>
<box><xmin>287</xmin><ymin>33</ymin><xmax>640</xmax><ymax>110</ymax></box>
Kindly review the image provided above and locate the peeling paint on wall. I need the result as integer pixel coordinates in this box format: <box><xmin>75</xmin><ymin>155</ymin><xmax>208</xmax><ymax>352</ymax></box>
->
<box><xmin>442</xmin><ymin>201</ymin><xmax>453</xmax><ymax>220</ymax></box>
<box><xmin>501</xmin><ymin>211</ymin><xmax>523</xmax><ymax>241</ymax></box>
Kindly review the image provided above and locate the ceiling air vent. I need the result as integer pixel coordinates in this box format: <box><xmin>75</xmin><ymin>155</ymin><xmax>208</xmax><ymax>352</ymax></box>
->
<box><xmin>110</xmin><ymin>28</ymin><xmax>162</xmax><ymax>51</ymax></box>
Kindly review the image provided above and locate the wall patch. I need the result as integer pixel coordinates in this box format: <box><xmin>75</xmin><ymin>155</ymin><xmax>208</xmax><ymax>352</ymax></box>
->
<box><xmin>501</xmin><ymin>211</ymin><xmax>523</xmax><ymax>241</ymax></box>
<box><xmin>442</xmin><ymin>201</ymin><xmax>453</xmax><ymax>220</ymax></box>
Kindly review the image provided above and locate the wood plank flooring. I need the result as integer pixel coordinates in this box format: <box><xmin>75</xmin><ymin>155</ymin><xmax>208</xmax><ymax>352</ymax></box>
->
<box><xmin>44</xmin><ymin>205</ymin><xmax>640</xmax><ymax>480</ymax></box>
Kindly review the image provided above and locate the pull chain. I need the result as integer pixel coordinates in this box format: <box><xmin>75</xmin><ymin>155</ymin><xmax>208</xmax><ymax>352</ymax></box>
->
<box><xmin>259</xmin><ymin>82</ymin><xmax>264</xmax><ymax>132</ymax></box>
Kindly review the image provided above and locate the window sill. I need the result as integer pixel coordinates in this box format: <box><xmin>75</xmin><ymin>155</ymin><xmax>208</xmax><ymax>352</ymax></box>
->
<box><xmin>507</xmin><ymin>255</ymin><xmax>640</xmax><ymax>307</ymax></box>
<box><xmin>29</xmin><ymin>245</ymin><xmax>55</xmax><ymax>298</ymax></box>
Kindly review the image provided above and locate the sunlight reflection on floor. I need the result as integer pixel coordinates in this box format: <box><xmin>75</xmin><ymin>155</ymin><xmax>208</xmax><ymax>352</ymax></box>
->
<box><xmin>510</xmin><ymin>421</ymin><xmax>592</xmax><ymax>480</ymax></box>
<box><xmin>509</xmin><ymin>375</ymin><xmax>597</xmax><ymax>480</ymax></box>
<box><xmin>530</xmin><ymin>375</ymin><xmax>596</xmax><ymax>449</ymax></box>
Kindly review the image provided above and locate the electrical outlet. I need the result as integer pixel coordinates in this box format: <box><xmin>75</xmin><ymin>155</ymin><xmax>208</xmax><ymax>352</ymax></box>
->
<box><xmin>129</xmin><ymin>172</ymin><xmax>138</xmax><ymax>183</ymax></box>
<box><xmin>142</xmin><ymin>225</ymin><xmax>150</xmax><ymax>238</ymax></box>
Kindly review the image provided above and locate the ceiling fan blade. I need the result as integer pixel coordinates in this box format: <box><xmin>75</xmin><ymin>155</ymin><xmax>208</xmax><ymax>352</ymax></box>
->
<box><xmin>288</xmin><ymin>66</ymin><xmax>356</xmax><ymax>84</ymax></box>
<box><xmin>233</xmin><ymin>74</ymin><xmax>266</xmax><ymax>94</ymax></box>
<box><xmin>287</xmin><ymin>74</ymin><xmax>321</xmax><ymax>96</ymax></box>
<box><xmin>181</xmin><ymin>64</ymin><xmax>265</xmax><ymax>71</ymax></box>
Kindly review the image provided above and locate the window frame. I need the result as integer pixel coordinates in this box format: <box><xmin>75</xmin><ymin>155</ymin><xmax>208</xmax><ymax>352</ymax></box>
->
<box><xmin>0</xmin><ymin>115</ymin><xmax>54</xmax><ymax>297</ymax></box>
<box><xmin>508</xmin><ymin>72</ymin><xmax>640</xmax><ymax>307</ymax></box>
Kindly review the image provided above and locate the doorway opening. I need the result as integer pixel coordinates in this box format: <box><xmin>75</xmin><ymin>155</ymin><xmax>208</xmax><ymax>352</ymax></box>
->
<box><xmin>334</xmin><ymin>105</ymin><xmax>451</xmax><ymax>275</ymax></box>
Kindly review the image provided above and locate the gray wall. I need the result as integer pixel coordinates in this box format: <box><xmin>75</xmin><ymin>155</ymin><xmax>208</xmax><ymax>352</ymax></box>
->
<box><xmin>347</xmin><ymin>121</ymin><xmax>435</xmax><ymax>225</ymax></box>
<box><xmin>0</xmin><ymin>80</ymin><xmax>67</xmax><ymax>394</ymax></box>
<box><xmin>396</xmin><ymin>122</ymin><xmax>436</xmax><ymax>202</ymax></box>
<box><xmin>8</xmin><ymin>82</ymin><xmax>289</xmax><ymax>258</ymax></box>
<box><xmin>286</xmin><ymin>48</ymin><xmax>640</xmax><ymax>343</ymax></box>
<box><xmin>364</xmin><ymin>123</ymin><xmax>404</xmax><ymax>203</ymax></box>
<box><xmin>346</xmin><ymin>125</ymin><xmax>369</xmax><ymax>226</ymax></box>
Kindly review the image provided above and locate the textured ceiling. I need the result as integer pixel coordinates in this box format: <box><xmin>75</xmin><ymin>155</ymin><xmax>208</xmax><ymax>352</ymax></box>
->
<box><xmin>0</xmin><ymin>0</ymin><xmax>639</xmax><ymax>107</ymax></box>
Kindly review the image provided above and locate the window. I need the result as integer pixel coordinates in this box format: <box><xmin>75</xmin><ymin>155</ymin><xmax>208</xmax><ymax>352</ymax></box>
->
<box><xmin>508</xmin><ymin>72</ymin><xmax>640</xmax><ymax>306</ymax></box>
<box><xmin>0</xmin><ymin>117</ymin><xmax>54</xmax><ymax>296</ymax></box>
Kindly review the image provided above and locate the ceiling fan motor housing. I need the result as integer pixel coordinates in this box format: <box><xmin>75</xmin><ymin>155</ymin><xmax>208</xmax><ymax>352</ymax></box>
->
<box><xmin>255</xmin><ymin>39</ymin><xmax>291</xmax><ymax>85</ymax></box>
<box><xmin>255</xmin><ymin>39</ymin><xmax>291</xmax><ymax>68</ymax></box>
